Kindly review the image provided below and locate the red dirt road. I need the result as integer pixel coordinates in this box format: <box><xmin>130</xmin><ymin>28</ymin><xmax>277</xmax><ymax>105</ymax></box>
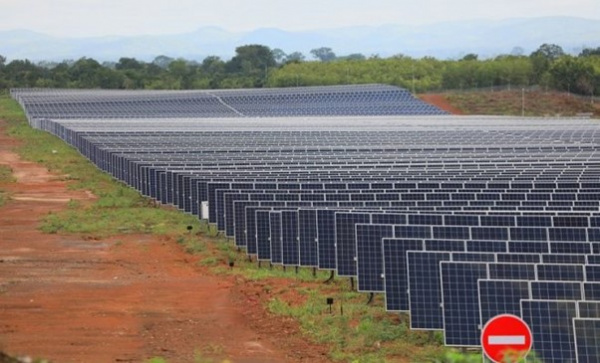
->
<box><xmin>0</xmin><ymin>121</ymin><xmax>330</xmax><ymax>363</ymax></box>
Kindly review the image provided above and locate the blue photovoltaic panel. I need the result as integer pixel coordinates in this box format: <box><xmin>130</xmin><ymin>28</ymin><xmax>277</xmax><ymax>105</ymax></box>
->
<box><xmin>574</xmin><ymin>318</ymin><xmax>600</xmax><ymax>363</ymax></box>
<box><xmin>244</xmin><ymin>205</ymin><xmax>268</xmax><ymax>253</ymax></box>
<box><xmin>496</xmin><ymin>253</ymin><xmax>541</xmax><ymax>263</ymax></box>
<box><xmin>408</xmin><ymin>251</ymin><xmax>451</xmax><ymax>330</ymax></box>
<box><xmin>542</xmin><ymin>254</ymin><xmax>587</xmax><ymax>265</ymax></box>
<box><xmin>281</xmin><ymin>211</ymin><xmax>299</xmax><ymax>266</ymax></box>
<box><xmin>536</xmin><ymin>264</ymin><xmax>585</xmax><ymax>281</ymax></box>
<box><xmin>270</xmin><ymin>212</ymin><xmax>283</xmax><ymax>264</ymax></box>
<box><xmin>478</xmin><ymin>279</ymin><xmax>530</xmax><ymax>327</ymax></box>
<box><xmin>298</xmin><ymin>209</ymin><xmax>318</xmax><ymax>267</ymax></box>
<box><xmin>425</xmin><ymin>239</ymin><xmax>465</xmax><ymax>252</ymax></box>
<box><xmin>584</xmin><ymin>282</ymin><xmax>600</xmax><ymax>301</ymax></box>
<box><xmin>335</xmin><ymin>212</ymin><xmax>370</xmax><ymax>276</ymax></box>
<box><xmin>587</xmin><ymin>255</ymin><xmax>600</xmax><ymax>265</ymax></box>
<box><xmin>551</xmin><ymin>241</ymin><xmax>592</xmax><ymax>254</ymax></box>
<box><xmin>466</xmin><ymin>240</ymin><xmax>507</xmax><ymax>253</ymax></box>
<box><xmin>382</xmin><ymin>239</ymin><xmax>423</xmax><ymax>312</ymax></box>
<box><xmin>521</xmin><ymin>300</ymin><xmax>578</xmax><ymax>363</ymax></box>
<box><xmin>530</xmin><ymin>281</ymin><xmax>583</xmax><ymax>300</ymax></box>
<box><xmin>441</xmin><ymin>261</ymin><xmax>489</xmax><ymax>347</ymax></box>
<box><xmin>586</xmin><ymin>265</ymin><xmax>600</xmax><ymax>282</ymax></box>
<box><xmin>317</xmin><ymin>210</ymin><xmax>338</xmax><ymax>270</ymax></box>
<box><xmin>451</xmin><ymin>252</ymin><xmax>495</xmax><ymax>263</ymax></box>
<box><xmin>579</xmin><ymin>301</ymin><xmax>600</xmax><ymax>318</ymax></box>
<box><xmin>488</xmin><ymin>263</ymin><xmax>536</xmax><ymax>280</ymax></box>
<box><xmin>355</xmin><ymin>224</ymin><xmax>394</xmax><ymax>292</ymax></box>
<box><xmin>255</xmin><ymin>210</ymin><xmax>271</xmax><ymax>261</ymax></box>
<box><xmin>233</xmin><ymin>201</ymin><xmax>259</xmax><ymax>247</ymax></box>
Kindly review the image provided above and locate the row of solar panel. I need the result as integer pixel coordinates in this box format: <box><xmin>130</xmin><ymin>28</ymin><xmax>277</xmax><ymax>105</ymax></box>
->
<box><xmin>13</xmin><ymin>85</ymin><xmax>448</xmax><ymax>126</ymax></box>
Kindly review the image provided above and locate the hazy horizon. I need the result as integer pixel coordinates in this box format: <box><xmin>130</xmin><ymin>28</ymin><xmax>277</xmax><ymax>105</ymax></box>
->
<box><xmin>2</xmin><ymin>0</ymin><xmax>599</xmax><ymax>38</ymax></box>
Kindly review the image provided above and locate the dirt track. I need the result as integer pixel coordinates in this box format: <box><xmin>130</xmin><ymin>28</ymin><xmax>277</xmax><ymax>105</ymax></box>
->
<box><xmin>0</xmin><ymin>121</ymin><xmax>330</xmax><ymax>363</ymax></box>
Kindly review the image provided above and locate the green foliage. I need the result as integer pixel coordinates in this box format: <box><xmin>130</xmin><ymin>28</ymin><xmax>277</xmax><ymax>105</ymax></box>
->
<box><xmin>0</xmin><ymin>42</ymin><xmax>598</xmax><ymax>96</ymax></box>
<box><xmin>267</xmin><ymin>289</ymin><xmax>445</xmax><ymax>362</ymax></box>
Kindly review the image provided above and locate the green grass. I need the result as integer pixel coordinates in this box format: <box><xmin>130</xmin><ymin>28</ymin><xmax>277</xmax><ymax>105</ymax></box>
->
<box><xmin>266</xmin><ymin>288</ymin><xmax>446</xmax><ymax>362</ymax></box>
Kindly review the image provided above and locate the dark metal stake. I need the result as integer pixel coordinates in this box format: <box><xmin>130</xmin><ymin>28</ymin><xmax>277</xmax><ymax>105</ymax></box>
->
<box><xmin>324</xmin><ymin>270</ymin><xmax>335</xmax><ymax>284</ymax></box>
<box><xmin>366</xmin><ymin>292</ymin><xmax>374</xmax><ymax>305</ymax></box>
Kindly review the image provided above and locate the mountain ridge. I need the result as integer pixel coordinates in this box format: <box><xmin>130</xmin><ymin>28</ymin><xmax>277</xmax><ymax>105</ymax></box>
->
<box><xmin>1</xmin><ymin>16</ymin><xmax>599</xmax><ymax>62</ymax></box>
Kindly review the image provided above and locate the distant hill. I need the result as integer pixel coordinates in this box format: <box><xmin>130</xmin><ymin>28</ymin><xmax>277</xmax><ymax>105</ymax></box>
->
<box><xmin>1</xmin><ymin>16</ymin><xmax>599</xmax><ymax>62</ymax></box>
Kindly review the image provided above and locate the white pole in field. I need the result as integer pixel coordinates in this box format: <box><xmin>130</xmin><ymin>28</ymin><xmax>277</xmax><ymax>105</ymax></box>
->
<box><xmin>521</xmin><ymin>88</ymin><xmax>525</xmax><ymax>117</ymax></box>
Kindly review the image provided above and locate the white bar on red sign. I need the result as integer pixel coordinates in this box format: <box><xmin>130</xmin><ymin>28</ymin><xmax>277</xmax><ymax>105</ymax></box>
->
<box><xmin>488</xmin><ymin>335</ymin><xmax>526</xmax><ymax>345</ymax></box>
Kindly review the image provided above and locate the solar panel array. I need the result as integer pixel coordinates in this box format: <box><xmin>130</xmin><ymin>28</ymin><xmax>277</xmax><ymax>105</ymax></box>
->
<box><xmin>12</xmin><ymin>85</ymin><xmax>600</xmax><ymax>362</ymax></box>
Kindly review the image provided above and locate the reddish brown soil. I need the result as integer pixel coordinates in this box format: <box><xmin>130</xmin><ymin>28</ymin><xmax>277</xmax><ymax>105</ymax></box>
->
<box><xmin>0</xmin><ymin>121</ymin><xmax>331</xmax><ymax>363</ymax></box>
<box><xmin>419</xmin><ymin>94</ymin><xmax>464</xmax><ymax>115</ymax></box>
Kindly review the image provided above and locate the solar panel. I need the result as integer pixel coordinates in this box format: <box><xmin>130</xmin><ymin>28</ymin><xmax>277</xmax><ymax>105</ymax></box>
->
<box><xmin>255</xmin><ymin>210</ymin><xmax>272</xmax><ymax>261</ymax></box>
<box><xmin>382</xmin><ymin>239</ymin><xmax>424</xmax><ymax>311</ymax></box>
<box><xmin>298</xmin><ymin>209</ymin><xmax>318</xmax><ymax>267</ymax></box>
<box><xmin>335</xmin><ymin>212</ymin><xmax>370</xmax><ymax>276</ymax></box>
<box><xmin>269</xmin><ymin>212</ymin><xmax>283</xmax><ymax>264</ymax></box>
<box><xmin>530</xmin><ymin>281</ymin><xmax>583</xmax><ymax>300</ymax></box>
<box><xmin>573</xmin><ymin>318</ymin><xmax>600</xmax><ymax>363</ymax></box>
<box><xmin>441</xmin><ymin>261</ymin><xmax>489</xmax><ymax>346</ymax></box>
<box><xmin>478</xmin><ymin>279</ymin><xmax>530</xmax><ymax>327</ymax></box>
<box><xmin>281</xmin><ymin>211</ymin><xmax>299</xmax><ymax>266</ymax></box>
<box><xmin>408</xmin><ymin>251</ymin><xmax>451</xmax><ymax>330</ymax></box>
<box><xmin>355</xmin><ymin>224</ymin><xmax>394</xmax><ymax>292</ymax></box>
<box><xmin>520</xmin><ymin>300</ymin><xmax>578</xmax><ymax>363</ymax></box>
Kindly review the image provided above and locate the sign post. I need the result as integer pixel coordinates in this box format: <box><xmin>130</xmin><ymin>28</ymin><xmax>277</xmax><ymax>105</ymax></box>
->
<box><xmin>481</xmin><ymin>314</ymin><xmax>532</xmax><ymax>363</ymax></box>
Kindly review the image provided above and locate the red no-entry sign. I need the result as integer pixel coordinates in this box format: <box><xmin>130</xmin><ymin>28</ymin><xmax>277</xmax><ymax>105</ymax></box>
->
<box><xmin>481</xmin><ymin>314</ymin><xmax>533</xmax><ymax>363</ymax></box>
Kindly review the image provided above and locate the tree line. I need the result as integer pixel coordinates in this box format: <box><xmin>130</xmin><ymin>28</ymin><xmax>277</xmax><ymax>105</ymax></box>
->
<box><xmin>0</xmin><ymin>44</ymin><xmax>598</xmax><ymax>96</ymax></box>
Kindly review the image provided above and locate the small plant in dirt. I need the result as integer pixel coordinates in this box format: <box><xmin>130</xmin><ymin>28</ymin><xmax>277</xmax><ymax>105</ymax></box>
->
<box><xmin>0</xmin><ymin>165</ymin><xmax>15</xmax><ymax>183</ymax></box>
<box><xmin>0</xmin><ymin>191</ymin><xmax>9</xmax><ymax>207</ymax></box>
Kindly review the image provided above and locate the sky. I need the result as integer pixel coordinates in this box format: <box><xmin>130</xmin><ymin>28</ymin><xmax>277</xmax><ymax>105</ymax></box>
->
<box><xmin>1</xmin><ymin>0</ymin><xmax>599</xmax><ymax>37</ymax></box>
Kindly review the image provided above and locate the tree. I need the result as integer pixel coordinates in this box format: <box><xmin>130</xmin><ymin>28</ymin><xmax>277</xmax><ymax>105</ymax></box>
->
<box><xmin>115</xmin><ymin>57</ymin><xmax>143</xmax><ymax>71</ymax></box>
<box><xmin>201</xmin><ymin>56</ymin><xmax>225</xmax><ymax>75</ymax></box>
<box><xmin>285</xmin><ymin>52</ymin><xmax>305</xmax><ymax>63</ymax></box>
<box><xmin>511</xmin><ymin>47</ymin><xmax>525</xmax><ymax>56</ymax></box>
<box><xmin>461</xmin><ymin>53</ymin><xmax>479</xmax><ymax>61</ymax></box>
<box><xmin>530</xmin><ymin>44</ymin><xmax>565</xmax><ymax>85</ymax></box>
<box><xmin>272</xmin><ymin>48</ymin><xmax>287</xmax><ymax>64</ymax></box>
<box><xmin>226</xmin><ymin>45</ymin><xmax>276</xmax><ymax>75</ymax></box>
<box><xmin>580</xmin><ymin>47</ymin><xmax>600</xmax><ymax>57</ymax></box>
<box><xmin>532</xmin><ymin>43</ymin><xmax>565</xmax><ymax>61</ymax></box>
<box><xmin>0</xmin><ymin>55</ymin><xmax>5</xmax><ymax>68</ymax></box>
<box><xmin>152</xmin><ymin>55</ymin><xmax>175</xmax><ymax>69</ymax></box>
<box><xmin>342</xmin><ymin>53</ymin><xmax>366</xmax><ymax>61</ymax></box>
<box><xmin>310</xmin><ymin>47</ymin><xmax>336</xmax><ymax>62</ymax></box>
<box><xmin>68</xmin><ymin>57</ymin><xmax>103</xmax><ymax>88</ymax></box>
<box><xmin>549</xmin><ymin>56</ymin><xmax>595</xmax><ymax>95</ymax></box>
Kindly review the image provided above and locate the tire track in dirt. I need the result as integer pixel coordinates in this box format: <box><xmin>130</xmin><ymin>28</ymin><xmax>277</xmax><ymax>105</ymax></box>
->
<box><xmin>0</xmin><ymin>120</ymin><xmax>331</xmax><ymax>363</ymax></box>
